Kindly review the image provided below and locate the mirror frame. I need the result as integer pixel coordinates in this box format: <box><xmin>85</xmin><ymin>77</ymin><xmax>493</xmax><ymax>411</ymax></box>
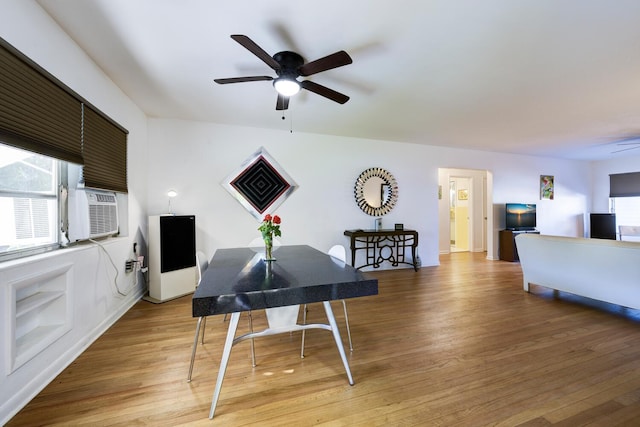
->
<box><xmin>354</xmin><ymin>167</ymin><xmax>398</xmax><ymax>216</ymax></box>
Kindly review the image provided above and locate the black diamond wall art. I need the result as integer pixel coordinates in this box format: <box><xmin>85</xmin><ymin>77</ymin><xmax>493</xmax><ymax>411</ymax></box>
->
<box><xmin>222</xmin><ymin>147</ymin><xmax>298</xmax><ymax>220</ymax></box>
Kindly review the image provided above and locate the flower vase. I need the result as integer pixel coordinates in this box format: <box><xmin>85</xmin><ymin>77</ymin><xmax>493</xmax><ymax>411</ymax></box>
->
<box><xmin>264</xmin><ymin>239</ymin><xmax>275</xmax><ymax>261</ymax></box>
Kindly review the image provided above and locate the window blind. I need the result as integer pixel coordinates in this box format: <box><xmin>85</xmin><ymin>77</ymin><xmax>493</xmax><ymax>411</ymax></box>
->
<box><xmin>0</xmin><ymin>37</ymin><xmax>128</xmax><ymax>193</ymax></box>
<box><xmin>610</xmin><ymin>172</ymin><xmax>640</xmax><ymax>198</ymax></box>
<box><xmin>0</xmin><ymin>41</ymin><xmax>83</xmax><ymax>164</ymax></box>
<box><xmin>82</xmin><ymin>106</ymin><xmax>128</xmax><ymax>193</ymax></box>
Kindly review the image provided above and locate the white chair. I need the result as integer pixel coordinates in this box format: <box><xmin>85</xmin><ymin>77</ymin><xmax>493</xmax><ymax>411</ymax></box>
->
<box><xmin>193</xmin><ymin>251</ymin><xmax>210</xmax><ymax>345</ymax></box>
<box><xmin>619</xmin><ymin>225</ymin><xmax>640</xmax><ymax>241</ymax></box>
<box><xmin>328</xmin><ymin>244</ymin><xmax>347</xmax><ymax>261</ymax></box>
<box><xmin>187</xmin><ymin>250</ymin><xmax>256</xmax><ymax>382</ymax></box>
<box><xmin>300</xmin><ymin>244</ymin><xmax>353</xmax><ymax>358</ymax></box>
<box><xmin>195</xmin><ymin>250</ymin><xmax>208</xmax><ymax>286</ymax></box>
<box><xmin>188</xmin><ymin>251</ymin><xmax>210</xmax><ymax>381</ymax></box>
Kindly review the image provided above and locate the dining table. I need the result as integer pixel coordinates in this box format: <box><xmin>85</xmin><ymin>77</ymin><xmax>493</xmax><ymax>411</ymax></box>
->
<box><xmin>192</xmin><ymin>244</ymin><xmax>379</xmax><ymax>419</ymax></box>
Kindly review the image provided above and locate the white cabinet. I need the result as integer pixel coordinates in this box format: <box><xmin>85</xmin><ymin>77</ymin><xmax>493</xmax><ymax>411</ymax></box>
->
<box><xmin>146</xmin><ymin>215</ymin><xmax>197</xmax><ymax>303</ymax></box>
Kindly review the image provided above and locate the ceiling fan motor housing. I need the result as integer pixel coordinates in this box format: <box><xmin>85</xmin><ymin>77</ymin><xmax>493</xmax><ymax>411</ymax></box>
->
<box><xmin>273</xmin><ymin>51</ymin><xmax>304</xmax><ymax>79</ymax></box>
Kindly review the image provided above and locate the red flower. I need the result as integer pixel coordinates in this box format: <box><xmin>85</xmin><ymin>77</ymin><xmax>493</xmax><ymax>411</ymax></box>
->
<box><xmin>258</xmin><ymin>214</ymin><xmax>282</xmax><ymax>239</ymax></box>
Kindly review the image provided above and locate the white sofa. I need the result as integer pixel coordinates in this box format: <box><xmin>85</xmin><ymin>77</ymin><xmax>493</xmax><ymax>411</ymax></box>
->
<box><xmin>515</xmin><ymin>233</ymin><xmax>640</xmax><ymax>310</ymax></box>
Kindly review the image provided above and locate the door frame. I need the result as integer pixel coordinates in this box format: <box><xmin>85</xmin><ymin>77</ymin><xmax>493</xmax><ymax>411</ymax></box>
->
<box><xmin>438</xmin><ymin>168</ymin><xmax>493</xmax><ymax>258</ymax></box>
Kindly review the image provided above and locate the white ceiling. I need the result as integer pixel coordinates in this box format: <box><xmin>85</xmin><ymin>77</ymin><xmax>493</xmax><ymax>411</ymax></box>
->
<box><xmin>36</xmin><ymin>0</ymin><xmax>640</xmax><ymax>160</ymax></box>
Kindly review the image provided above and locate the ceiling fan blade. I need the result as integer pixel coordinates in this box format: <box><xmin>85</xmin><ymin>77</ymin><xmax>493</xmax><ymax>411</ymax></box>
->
<box><xmin>613</xmin><ymin>135</ymin><xmax>640</xmax><ymax>143</ymax></box>
<box><xmin>214</xmin><ymin>76</ymin><xmax>273</xmax><ymax>84</ymax></box>
<box><xmin>268</xmin><ymin>22</ymin><xmax>301</xmax><ymax>53</ymax></box>
<box><xmin>276</xmin><ymin>94</ymin><xmax>289</xmax><ymax>110</ymax></box>
<box><xmin>612</xmin><ymin>145</ymin><xmax>640</xmax><ymax>154</ymax></box>
<box><xmin>299</xmin><ymin>51</ymin><xmax>353</xmax><ymax>77</ymax></box>
<box><xmin>301</xmin><ymin>80</ymin><xmax>350</xmax><ymax>104</ymax></box>
<box><xmin>230</xmin><ymin>35</ymin><xmax>281</xmax><ymax>71</ymax></box>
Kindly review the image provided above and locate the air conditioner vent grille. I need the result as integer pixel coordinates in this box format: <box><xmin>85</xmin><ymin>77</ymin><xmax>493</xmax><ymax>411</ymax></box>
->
<box><xmin>95</xmin><ymin>193</ymin><xmax>116</xmax><ymax>203</ymax></box>
<box><xmin>89</xmin><ymin>204</ymin><xmax>118</xmax><ymax>236</ymax></box>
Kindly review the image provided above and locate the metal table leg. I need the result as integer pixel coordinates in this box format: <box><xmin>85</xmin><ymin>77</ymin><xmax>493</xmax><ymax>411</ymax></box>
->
<box><xmin>322</xmin><ymin>301</ymin><xmax>354</xmax><ymax>385</ymax></box>
<box><xmin>209</xmin><ymin>312</ymin><xmax>240</xmax><ymax>419</ymax></box>
<box><xmin>209</xmin><ymin>303</ymin><xmax>353</xmax><ymax>419</ymax></box>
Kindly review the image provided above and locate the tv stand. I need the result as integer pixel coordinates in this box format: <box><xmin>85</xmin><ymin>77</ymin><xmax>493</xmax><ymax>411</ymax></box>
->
<box><xmin>499</xmin><ymin>229</ymin><xmax>539</xmax><ymax>262</ymax></box>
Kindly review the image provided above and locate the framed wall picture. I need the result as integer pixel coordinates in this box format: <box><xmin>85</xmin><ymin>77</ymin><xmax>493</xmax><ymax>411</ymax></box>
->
<box><xmin>221</xmin><ymin>147</ymin><xmax>298</xmax><ymax>219</ymax></box>
<box><xmin>540</xmin><ymin>175</ymin><xmax>554</xmax><ymax>200</ymax></box>
<box><xmin>457</xmin><ymin>189</ymin><xmax>468</xmax><ymax>200</ymax></box>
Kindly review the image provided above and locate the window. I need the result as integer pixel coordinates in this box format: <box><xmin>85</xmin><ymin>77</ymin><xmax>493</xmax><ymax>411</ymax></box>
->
<box><xmin>611</xmin><ymin>196</ymin><xmax>640</xmax><ymax>237</ymax></box>
<box><xmin>609</xmin><ymin>171</ymin><xmax>640</xmax><ymax>239</ymax></box>
<box><xmin>0</xmin><ymin>37</ymin><xmax>128</xmax><ymax>261</ymax></box>
<box><xmin>0</xmin><ymin>144</ymin><xmax>62</xmax><ymax>258</ymax></box>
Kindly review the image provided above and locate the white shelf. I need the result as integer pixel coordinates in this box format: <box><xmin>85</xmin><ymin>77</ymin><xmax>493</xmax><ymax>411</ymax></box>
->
<box><xmin>14</xmin><ymin>324</ymin><xmax>68</xmax><ymax>369</ymax></box>
<box><xmin>16</xmin><ymin>291</ymin><xmax>65</xmax><ymax>318</ymax></box>
<box><xmin>6</xmin><ymin>263</ymin><xmax>72</xmax><ymax>374</ymax></box>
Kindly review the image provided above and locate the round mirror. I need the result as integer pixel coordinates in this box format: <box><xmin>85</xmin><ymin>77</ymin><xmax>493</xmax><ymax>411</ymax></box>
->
<box><xmin>354</xmin><ymin>167</ymin><xmax>398</xmax><ymax>216</ymax></box>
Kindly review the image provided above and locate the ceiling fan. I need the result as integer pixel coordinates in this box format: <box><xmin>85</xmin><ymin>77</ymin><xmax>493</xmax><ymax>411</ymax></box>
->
<box><xmin>214</xmin><ymin>35</ymin><xmax>353</xmax><ymax>110</ymax></box>
<box><xmin>611</xmin><ymin>135</ymin><xmax>640</xmax><ymax>154</ymax></box>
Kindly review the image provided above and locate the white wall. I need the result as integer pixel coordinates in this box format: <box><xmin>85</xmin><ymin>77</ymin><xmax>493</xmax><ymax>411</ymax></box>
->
<box><xmin>147</xmin><ymin>119</ymin><xmax>593</xmax><ymax>264</ymax></box>
<box><xmin>0</xmin><ymin>2</ymin><xmax>148</xmax><ymax>424</ymax></box>
<box><xmin>147</xmin><ymin>119</ymin><xmax>440</xmax><ymax>265</ymax></box>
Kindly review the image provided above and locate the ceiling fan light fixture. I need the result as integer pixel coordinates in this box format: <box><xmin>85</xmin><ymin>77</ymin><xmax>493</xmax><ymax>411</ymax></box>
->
<box><xmin>274</xmin><ymin>78</ymin><xmax>300</xmax><ymax>97</ymax></box>
<box><xmin>215</xmin><ymin>35</ymin><xmax>352</xmax><ymax>110</ymax></box>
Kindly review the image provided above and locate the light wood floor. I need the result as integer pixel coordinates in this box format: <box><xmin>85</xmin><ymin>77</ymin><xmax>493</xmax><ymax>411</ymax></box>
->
<box><xmin>8</xmin><ymin>252</ymin><xmax>640</xmax><ymax>426</ymax></box>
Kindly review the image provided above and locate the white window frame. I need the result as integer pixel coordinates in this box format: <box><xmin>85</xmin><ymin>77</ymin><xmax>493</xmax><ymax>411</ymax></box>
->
<box><xmin>610</xmin><ymin>196</ymin><xmax>640</xmax><ymax>239</ymax></box>
<box><xmin>0</xmin><ymin>143</ymin><xmax>63</xmax><ymax>261</ymax></box>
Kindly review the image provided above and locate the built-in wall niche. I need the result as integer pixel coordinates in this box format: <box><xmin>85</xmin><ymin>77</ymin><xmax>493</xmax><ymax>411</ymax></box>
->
<box><xmin>5</xmin><ymin>263</ymin><xmax>73</xmax><ymax>374</ymax></box>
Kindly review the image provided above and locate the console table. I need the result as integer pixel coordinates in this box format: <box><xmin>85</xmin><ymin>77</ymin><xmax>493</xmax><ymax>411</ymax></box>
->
<box><xmin>344</xmin><ymin>229</ymin><xmax>419</xmax><ymax>271</ymax></box>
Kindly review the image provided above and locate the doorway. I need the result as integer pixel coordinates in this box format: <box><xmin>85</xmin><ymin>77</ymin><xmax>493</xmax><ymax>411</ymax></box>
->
<box><xmin>450</xmin><ymin>177</ymin><xmax>471</xmax><ymax>252</ymax></box>
<box><xmin>438</xmin><ymin>168</ymin><xmax>491</xmax><ymax>257</ymax></box>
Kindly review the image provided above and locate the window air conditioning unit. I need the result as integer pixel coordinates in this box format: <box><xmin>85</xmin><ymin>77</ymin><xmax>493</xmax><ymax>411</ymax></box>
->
<box><xmin>68</xmin><ymin>188</ymin><xmax>119</xmax><ymax>242</ymax></box>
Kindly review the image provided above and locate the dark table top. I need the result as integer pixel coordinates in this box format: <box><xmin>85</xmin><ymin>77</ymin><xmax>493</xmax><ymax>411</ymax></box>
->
<box><xmin>192</xmin><ymin>245</ymin><xmax>378</xmax><ymax>317</ymax></box>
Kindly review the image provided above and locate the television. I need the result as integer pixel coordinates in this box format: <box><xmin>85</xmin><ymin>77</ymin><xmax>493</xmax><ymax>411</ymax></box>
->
<box><xmin>590</xmin><ymin>213</ymin><xmax>616</xmax><ymax>240</ymax></box>
<box><xmin>505</xmin><ymin>203</ymin><xmax>537</xmax><ymax>231</ymax></box>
